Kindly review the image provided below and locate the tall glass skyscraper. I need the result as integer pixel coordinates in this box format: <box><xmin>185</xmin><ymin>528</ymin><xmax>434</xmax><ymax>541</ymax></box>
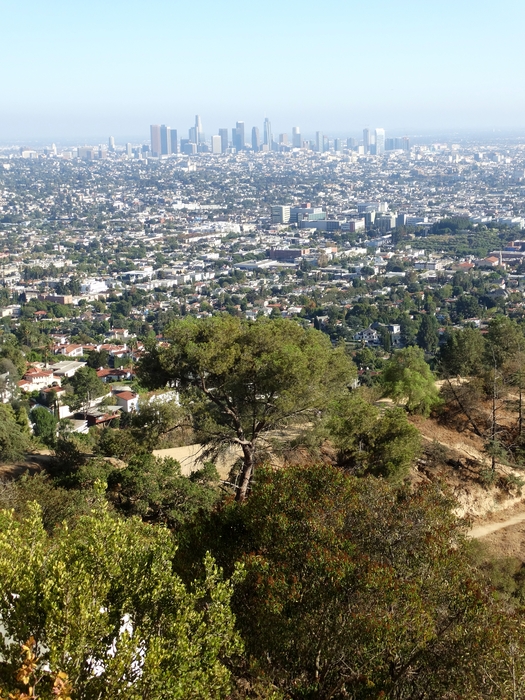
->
<box><xmin>375</xmin><ymin>128</ymin><xmax>385</xmax><ymax>155</ymax></box>
<box><xmin>252</xmin><ymin>126</ymin><xmax>260</xmax><ymax>151</ymax></box>
<box><xmin>363</xmin><ymin>128</ymin><xmax>370</xmax><ymax>154</ymax></box>
<box><xmin>264</xmin><ymin>117</ymin><xmax>272</xmax><ymax>148</ymax></box>
<box><xmin>235</xmin><ymin>121</ymin><xmax>245</xmax><ymax>151</ymax></box>
<box><xmin>219</xmin><ymin>128</ymin><xmax>228</xmax><ymax>153</ymax></box>
<box><xmin>160</xmin><ymin>125</ymin><xmax>171</xmax><ymax>155</ymax></box>
<box><xmin>150</xmin><ymin>124</ymin><xmax>161</xmax><ymax>157</ymax></box>
<box><xmin>195</xmin><ymin>115</ymin><xmax>203</xmax><ymax>143</ymax></box>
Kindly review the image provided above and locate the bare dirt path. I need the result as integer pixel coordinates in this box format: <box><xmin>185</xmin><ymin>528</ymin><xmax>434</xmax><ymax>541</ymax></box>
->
<box><xmin>470</xmin><ymin>512</ymin><xmax>525</xmax><ymax>539</ymax></box>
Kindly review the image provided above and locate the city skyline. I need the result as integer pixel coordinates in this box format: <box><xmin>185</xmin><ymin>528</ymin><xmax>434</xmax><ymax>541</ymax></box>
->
<box><xmin>2</xmin><ymin>0</ymin><xmax>525</xmax><ymax>139</ymax></box>
<box><xmin>145</xmin><ymin>117</ymin><xmax>405</xmax><ymax>157</ymax></box>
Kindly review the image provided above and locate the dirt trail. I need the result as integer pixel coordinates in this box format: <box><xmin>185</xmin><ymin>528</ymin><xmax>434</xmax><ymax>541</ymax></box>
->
<box><xmin>470</xmin><ymin>512</ymin><xmax>525</xmax><ymax>539</ymax></box>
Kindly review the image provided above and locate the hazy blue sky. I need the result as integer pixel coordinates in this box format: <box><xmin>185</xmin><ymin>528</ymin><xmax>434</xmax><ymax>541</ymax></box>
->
<box><xmin>1</xmin><ymin>0</ymin><xmax>525</xmax><ymax>141</ymax></box>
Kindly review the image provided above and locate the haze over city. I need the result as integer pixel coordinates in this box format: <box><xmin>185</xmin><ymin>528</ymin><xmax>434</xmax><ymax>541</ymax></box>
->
<box><xmin>2</xmin><ymin>0</ymin><xmax>525</xmax><ymax>141</ymax></box>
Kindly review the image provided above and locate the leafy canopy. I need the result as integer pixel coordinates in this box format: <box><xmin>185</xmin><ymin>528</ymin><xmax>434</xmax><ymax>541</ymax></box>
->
<box><xmin>178</xmin><ymin>464</ymin><xmax>516</xmax><ymax>700</ymax></box>
<box><xmin>0</xmin><ymin>504</ymin><xmax>242</xmax><ymax>700</ymax></box>
<box><xmin>382</xmin><ymin>346</ymin><xmax>440</xmax><ymax>416</ymax></box>
<box><xmin>328</xmin><ymin>392</ymin><xmax>421</xmax><ymax>482</ymax></box>
<box><xmin>138</xmin><ymin>316</ymin><xmax>355</xmax><ymax>499</ymax></box>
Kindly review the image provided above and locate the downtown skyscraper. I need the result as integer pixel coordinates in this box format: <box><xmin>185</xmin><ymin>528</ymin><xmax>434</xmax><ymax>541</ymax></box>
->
<box><xmin>234</xmin><ymin>121</ymin><xmax>245</xmax><ymax>151</ymax></box>
<box><xmin>252</xmin><ymin>126</ymin><xmax>260</xmax><ymax>151</ymax></box>
<box><xmin>263</xmin><ymin>118</ymin><xmax>272</xmax><ymax>149</ymax></box>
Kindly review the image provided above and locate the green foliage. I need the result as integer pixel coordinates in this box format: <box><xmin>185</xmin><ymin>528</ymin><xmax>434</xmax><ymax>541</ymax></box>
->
<box><xmin>382</xmin><ymin>346</ymin><xmax>440</xmax><ymax>416</ymax></box>
<box><xmin>439</xmin><ymin>327</ymin><xmax>486</xmax><ymax>377</ymax></box>
<box><xmin>0</xmin><ymin>404</ymin><xmax>32</xmax><ymax>462</ymax></box>
<box><xmin>179</xmin><ymin>464</ymin><xmax>516</xmax><ymax>699</ymax></box>
<box><xmin>416</xmin><ymin>313</ymin><xmax>439</xmax><ymax>353</ymax></box>
<box><xmin>138</xmin><ymin>317</ymin><xmax>355</xmax><ymax>500</ymax></box>
<box><xmin>130</xmin><ymin>398</ymin><xmax>189</xmax><ymax>451</ymax></box>
<box><xmin>107</xmin><ymin>454</ymin><xmax>220</xmax><ymax>529</ymax></box>
<box><xmin>0</xmin><ymin>504</ymin><xmax>242</xmax><ymax>699</ymax></box>
<box><xmin>86</xmin><ymin>349</ymin><xmax>110</xmax><ymax>369</ymax></box>
<box><xmin>31</xmin><ymin>406</ymin><xmax>58</xmax><ymax>448</ymax></box>
<box><xmin>0</xmin><ymin>472</ymin><xmax>96</xmax><ymax>531</ymax></box>
<box><xmin>486</xmin><ymin>316</ymin><xmax>523</xmax><ymax>369</ymax></box>
<box><xmin>430</xmin><ymin>216</ymin><xmax>472</xmax><ymax>233</ymax></box>
<box><xmin>97</xmin><ymin>427</ymin><xmax>141</xmax><ymax>461</ymax></box>
<box><xmin>327</xmin><ymin>392</ymin><xmax>421</xmax><ymax>482</ymax></box>
<box><xmin>67</xmin><ymin>366</ymin><xmax>106</xmax><ymax>410</ymax></box>
<box><xmin>15</xmin><ymin>406</ymin><xmax>31</xmax><ymax>435</ymax></box>
<box><xmin>0</xmin><ymin>340</ymin><xmax>27</xmax><ymax>376</ymax></box>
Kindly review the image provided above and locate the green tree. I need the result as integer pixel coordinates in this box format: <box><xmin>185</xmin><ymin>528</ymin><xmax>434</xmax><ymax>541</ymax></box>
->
<box><xmin>180</xmin><ymin>464</ymin><xmax>517</xmax><ymax>699</ymax></box>
<box><xmin>416</xmin><ymin>313</ymin><xmax>439</xmax><ymax>353</ymax></box>
<box><xmin>0</xmin><ymin>472</ymin><xmax>94</xmax><ymax>531</ymax></box>
<box><xmin>31</xmin><ymin>407</ymin><xmax>58</xmax><ymax>448</ymax></box>
<box><xmin>130</xmin><ymin>398</ymin><xmax>189</xmax><ymax>451</ymax></box>
<box><xmin>439</xmin><ymin>327</ymin><xmax>486</xmax><ymax>377</ymax></box>
<box><xmin>327</xmin><ymin>392</ymin><xmax>420</xmax><ymax>482</ymax></box>
<box><xmin>382</xmin><ymin>346</ymin><xmax>440</xmax><ymax>416</ymax></box>
<box><xmin>0</xmin><ymin>504</ymin><xmax>242</xmax><ymax>699</ymax></box>
<box><xmin>0</xmin><ymin>340</ymin><xmax>26</xmax><ymax>376</ymax></box>
<box><xmin>67</xmin><ymin>366</ymin><xmax>106</xmax><ymax>411</ymax></box>
<box><xmin>455</xmin><ymin>294</ymin><xmax>482</xmax><ymax>320</ymax></box>
<box><xmin>138</xmin><ymin>317</ymin><xmax>355</xmax><ymax>501</ymax></box>
<box><xmin>97</xmin><ymin>428</ymin><xmax>140</xmax><ymax>462</ymax></box>
<box><xmin>86</xmin><ymin>349</ymin><xmax>110</xmax><ymax>369</ymax></box>
<box><xmin>107</xmin><ymin>454</ymin><xmax>220</xmax><ymax>529</ymax></box>
<box><xmin>486</xmin><ymin>316</ymin><xmax>523</xmax><ymax>369</ymax></box>
<box><xmin>0</xmin><ymin>405</ymin><xmax>32</xmax><ymax>462</ymax></box>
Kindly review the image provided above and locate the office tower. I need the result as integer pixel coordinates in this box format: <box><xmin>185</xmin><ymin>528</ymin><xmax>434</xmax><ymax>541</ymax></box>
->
<box><xmin>234</xmin><ymin>121</ymin><xmax>245</xmax><ymax>151</ymax></box>
<box><xmin>385</xmin><ymin>138</ymin><xmax>395</xmax><ymax>151</ymax></box>
<box><xmin>347</xmin><ymin>137</ymin><xmax>356</xmax><ymax>149</ymax></box>
<box><xmin>195</xmin><ymin>115</ymin><xmax>202</xmax><ymax>144</ymax></box>
<box><xmin>292</xmin><ymin>126</ymin><xmax>301</xmax><ymax>148</ymax></box>
<box><xmin>279</xmin><ymin>133</ymin><xmax>288</xmax><ymax>145</ymax></box>
<box><xmin>126</xmin><ymin>143</ymin><xmax>132</xmax><ymax>157</ymax></box>
<box><xmin>150</xmin><ymin>124</ymin><xmax>161</xmax><ymax>157</ymax></box>
<box><xmin>181</xmin><ymin>140</ymin><xmax>196</xmax><ymax>155</ymax></box>
<box><xmin>375</xmin><ymin>128</ymin><xmax>385</xmax><ymax>155</ymax></box>
<box><xmin>402</xmin><ymin>136</ymin><xmax>410</xmax><ymax>151</ymax></box>
<box><xmin>263</xmin><ymin>117</ymin><xmax>272</xmax><ymax>147</ymax></box>
<box><xmin>323</xmin><ymin>135</ymin><xmax>329</xmax><ymax>152</ymax></box>
<box><xmin>108</xmin><ymin>136</ymin><xmax>115</xmax><ymax>152</ymax></box>
<box><xmin>160</xmin><ymin>125</ymin><xmax>171</xmax><ymax>155</ymax></box>
<box><xmin>271</xmin><ymin>205</ymin><xmax>291</xmax><ymax>224</ymax></box>
<box><xmin>363</xmin><ymin>128</ymin><xmax>370</xmax><ymax>154</ymax></box>
<box><xmin>334</xmin><ymin>138</ymin><xmax>342</xmax><ymax>152</ymax></box>
<box><xmin>316</xmin><ymin>131</ymin><xmax>323</xmax><ymax>152</ymax></box>
<box><xmin>251</xmin><ymin>126</ymin><xmax>260</xmax><ymax>151</ymax></box>
<box><xmin>170</xmin><ymin>129</ymin><xmax>178</xmax><ymax>154</ymax></box>
<box><xmin>189</xmin><ymin>126</ymin><xmax>197</xmax><ymax>143</ymax></box>
<box><xmin>211</xmin><ymin>135</ymin><xmax>222</xmax><ymax>154</ymax></box>
<box><xmin>219</xmin><ymin>128</ymin><xmax>228</xmax><ymax>153</ymax></box>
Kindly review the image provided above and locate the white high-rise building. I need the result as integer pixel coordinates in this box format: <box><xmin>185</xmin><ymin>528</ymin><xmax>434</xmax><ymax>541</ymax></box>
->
<box><xmin>292</xmin><ymin>126</ymin><xmax>301</xmax><ymax>148</ymax></box>
<box><xmin>211</xmin><ymin>135</ymin><xmax>222</xmax><ymax>154</ymax></box>
<box><xmin>195</xmin><ymin>115</ymin><xmax>203</xmax><ymax>143</ymax></box>
<box><xmin>375</xmin><ymin>128</ymin><xmax>385</xmax><ymax>155</ymax></box>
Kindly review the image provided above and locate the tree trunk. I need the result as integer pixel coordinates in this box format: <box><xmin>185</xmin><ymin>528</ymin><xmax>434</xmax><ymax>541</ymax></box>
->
<box><xmin>236</xmin><ymin>444</ymin><xmax>254</xmax><ymax>502</ymax></box>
